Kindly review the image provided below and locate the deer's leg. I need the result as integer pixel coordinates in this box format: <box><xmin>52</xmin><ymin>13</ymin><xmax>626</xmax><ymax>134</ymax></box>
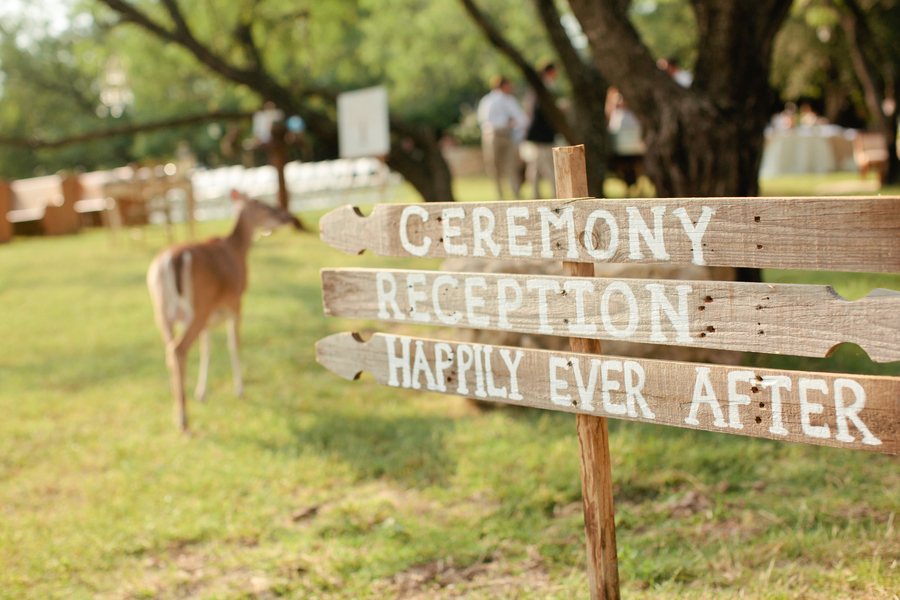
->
<box><xmin>194</xmin><ymin>329</ymin><xmax>210</xmax><ymax>401</ymax></box>
<box><xmin>226</xmin><ymin>315</ymin><xmax>243</xmax><ymax>398</ymax></box>
<box><xmin>169</xmin><ymin>311</ymin><xmax>211</xmax><ymax>432</ymax></box>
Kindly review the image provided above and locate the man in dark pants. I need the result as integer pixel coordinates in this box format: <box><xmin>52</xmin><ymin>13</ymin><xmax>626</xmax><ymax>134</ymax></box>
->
<box><xmin>523</xmin><ymin>62</ymin><xmax>560</xmax><ymax>199</ymax></box>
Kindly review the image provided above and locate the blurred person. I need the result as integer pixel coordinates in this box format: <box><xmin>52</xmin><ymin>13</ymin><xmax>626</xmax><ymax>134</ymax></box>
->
<box><xmin>799</xmin><ymin>102</ymin><xmax>827</xmax><ymax>127</ymax></box>
<box><xmin>658</xmin><ymin>57</ymin><xmax>693</xmax><ymax>88</ymax></box>
<box><xmin>607</xmin><ymin>88</ymin><xmax>645</xmax><ymax>157</ymax></box>
<box><xmin>478</xmin><ymin>76</ymin><xmax>528</xmax><ymax>200</ymax></box>
<box><xmin>522</xmin><ymin>61</ymin><xmax>560</xmax><ymax>198</ymax></box>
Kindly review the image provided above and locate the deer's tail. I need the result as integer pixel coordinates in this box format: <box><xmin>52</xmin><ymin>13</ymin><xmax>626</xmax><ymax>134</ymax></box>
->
<box><xmin>147</xmin><ymin>250</ymin><xmax>194</xmax><ymax>340</ymax></box>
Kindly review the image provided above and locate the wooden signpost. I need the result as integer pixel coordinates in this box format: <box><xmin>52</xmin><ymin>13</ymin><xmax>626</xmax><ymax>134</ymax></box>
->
<box><xmin>315</xmin><ymin>145</ymin><xmax>900</xmax><ymax>598</ymax></box>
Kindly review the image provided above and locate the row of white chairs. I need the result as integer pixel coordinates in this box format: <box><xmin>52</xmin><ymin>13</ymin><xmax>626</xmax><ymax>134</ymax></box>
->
<box><xmin>190</xmin><ymin>158</ymin><xmax>400</xmax><ymax>221</ymax></box>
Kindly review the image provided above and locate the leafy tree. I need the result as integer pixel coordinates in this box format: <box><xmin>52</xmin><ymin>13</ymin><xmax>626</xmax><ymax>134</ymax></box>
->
<box><xmin>0</xmin><ymin>7</ymin><xmax>254</xmax><ymax>178</ymax></box>
<box><xmin>770</xmin><ymin>0</ymin><xmax>900</xmax><ymax>183</ymax></box>
<box><xmin>459</xmin><ymin>0</ymin><xmax>610</xmax><ymax>196</ymax></box>
<box><xmin>91</xmin><ymin>0</ymin><xmax>463</xmax><ymax>202</ymax></box>
<box><xmin>567</xmin><ymin>0</ymin><xmax>793</xmax><ymax>202</ymax></box>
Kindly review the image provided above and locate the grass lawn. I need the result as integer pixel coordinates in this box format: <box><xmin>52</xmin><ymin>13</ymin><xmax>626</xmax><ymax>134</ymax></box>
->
<box><xmin>0</xmin><ymin>175</ymin><xmax>898</xmax><ymax>599</ymax></box>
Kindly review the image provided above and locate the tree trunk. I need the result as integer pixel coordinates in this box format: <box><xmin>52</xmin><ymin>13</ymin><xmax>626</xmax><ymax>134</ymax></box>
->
<box><xmin>532</xmin><ymin>0</ymin><xmax>609</xmax><ymax>197</ymax></box>
<box><xmin>100</xmin><ymin>0</ymin><xmax>456</xmax><ymax>204</ymax></box>
<box><xmin>388</xmin><ymin>119</ymin><xmax>456</xmax><ymax>203</ymax></box>
<box><xmin>571</xmin><ymin>92</ymin><xmax>609</xmax><ymax>198</ymax></box>
<box><xmin>567</xmin><ymin>0</ymin><xmax>791</xmax><ymax>199</ymax></box>
<box><xmin>834</xmin><ymin>0</ymin><xmax>900</xmax><ymax>185</ymax></box>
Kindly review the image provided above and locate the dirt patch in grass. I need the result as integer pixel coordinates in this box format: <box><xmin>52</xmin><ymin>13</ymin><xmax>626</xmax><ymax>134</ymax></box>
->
<box><xmin>374</xmin><ymin>548</ymin><xmax>554</xmax><ymax>600</ymax></box>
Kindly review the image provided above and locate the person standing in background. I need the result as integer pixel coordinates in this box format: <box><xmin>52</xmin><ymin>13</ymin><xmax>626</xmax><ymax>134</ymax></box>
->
<box><xmin>658</xmin><ymin>57</ymin><xmax>693</xmax><ymax>88</ymax></box>
<box><xmin>522</xmin><ymin>62</ymin><xmax>560</xmax><ymax>199</ymax></box>
<box><xmin>478</xmin><ymin>76</ymin><xmax>528</xmax><ymax>200</ymax></box>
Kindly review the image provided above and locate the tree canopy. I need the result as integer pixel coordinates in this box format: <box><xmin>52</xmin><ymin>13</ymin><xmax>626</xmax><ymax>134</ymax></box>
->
<box><xmin>0</xmin><ymin>0</ymin><xmax>896</xmax><ymax>190</ymax></box>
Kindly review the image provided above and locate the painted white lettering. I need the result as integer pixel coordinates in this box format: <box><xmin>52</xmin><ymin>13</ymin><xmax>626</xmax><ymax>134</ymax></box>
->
<box><xmin>584</xmin><ymin>209</ymin><xmax>619</xmax><ymax>261</ymax></box>
<box><xmin>570</xmin><ymin>358</ymin><xmax>599</xmax><ymax>412</ymax></box>
<box><xmin>376</xmin><ymin>272</ymin><xmax>405</xmax><ymax>320</ymax></box>
<box><xmin>601</xmin><ymin>360</ymin><xmax>626</xmax><ymax>415</ymax></box>
<box><xmin>432</xmin><ymin>275</ymin><xmax>461</xmax><ymax>325</ymax></box>
<box><xmin>472</xmin><ymin>207</ymin><xmax>501</xmax><ymax>257</ymax></box>
<box><xmin>538</xmin><ymin>206</ymin><xmax>579</xmax><ymax>259</ymax></box>
<box><xmin>442</xmin><ymin>207</ymin><xmax>468</xmax><ymax>256</ymax></box>
<box><xmin>646</xmin><ymin>284</ymin><xmax>693</xmax><ymax>344</ymax></box>
<box><xmin>834</xmin><ymin>378</ymin><xmax>881</xmax><ymax>446</ymax></box>
<box><xmin>564</xmin><ymin>279</ymin><xmax>597</xmax><ymax>335</ymax></box>
<box><xmin>497</xmin><ymin>278</ymin><xmax>523</xmax><ymax>329</ymax></box>
<box><xmin>527</xmin><ymin>279</ymin><xmax>561</xmax><ymax>334</ymax></box>
<box><xmin>549</xmin><ymin>356</ymin><xmax>571</xmax><ymax>407</ymax></box>
<box><xmin>761</xmin><ymin>376</ymin><xmax>790</xmax><ymax>436</ymax></box>
<box><xmin>412</xmin><ymin>340</ymin><xmax>438</xmax><ymax>391</ymax></box>
<box><xmin>406</xmin><ymin>273</ymin><xmax>430</xmax><ymax>323</ymax></box>
<box><xmin>472</xmin><ymin>345</ymin><xmax>487</xmax><ymax>398</ymax></box>
<box><xmin>465</xmin><ymin>277</ymin><xmax>490</xmax><ymax>327</ymax></box>
<box><xmin>624</xmin><ymin>361</ymin><xmax>654</xmax><ymax>419</ymax></box>
<box><xmin>600</xmin><ymin>281</ymin><xmax>639</xmax><ymax>339</ymax></box>
<box><xmin>507</xmin><ymin>207</ymin><xmax>533</xmax><ymax>257</ymax></box>
<box><xmin>727</xmin><ymin>371</ymin><xmax>754</xmax><ymax>429</ymax></box>
<box><xmin>456</xmin><ymin>345</ymin><xmax>474</xmax><ymax>395</ymax></box>
<box><xmin>500</xmin><ymin>349</ymin><xmax>524</xmax><ymax>401</ymax></box>
<box><xmin>627</xmin><ymin>206</ymin><xmax>670</xmax><ymax>260</ymax></box>
<box><xmin>434</xmin><ymin>342</ymin><xmax>454</xmax><ymax>393</ymax></box>
<box><xmin>686</xmin><ymin>366</ymin><xmax>727</xmax><ymax>427</ymax></box>
<box><xmin>799</xmin><ymin>378</ymin><xmax>830</xmax><ymax>439</ymax></box>
<box><xmin>673</xmin><ymin>206</ymin><xmax>715</xmax><ymax>266</ymax></box>
<box><xmin>385</xmin><ymin>335</ymin><xmax>411</xmax><ymax>388</ymax></box>
<box><xmin>399</xmin><ymin>205</ymin><xmax>431</xmax><ymax>257</ymax></box>
<box><xmin>483</xmin><ymin>346</ymin><xmax>507</xmax><ymax>399</ymax></box>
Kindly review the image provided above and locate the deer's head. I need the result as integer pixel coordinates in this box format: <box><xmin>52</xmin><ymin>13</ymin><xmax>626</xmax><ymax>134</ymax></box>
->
<box><xmin>231</xmin><ymin>190</ymin><xmax>304</xmax><ymax>232</ymax></box>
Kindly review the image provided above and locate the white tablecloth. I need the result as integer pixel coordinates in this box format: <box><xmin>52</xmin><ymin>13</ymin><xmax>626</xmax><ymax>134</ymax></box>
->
<box><xmin>759</xmin><ymin>126</ymin><xmax>858</xmax><ymax>179</ymax></box>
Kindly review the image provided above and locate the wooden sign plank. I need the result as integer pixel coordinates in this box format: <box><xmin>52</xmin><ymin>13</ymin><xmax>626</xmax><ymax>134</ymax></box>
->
<box><xmin>321</xmin><ymin>268</ymin><xmax>900</xmax><ymax>363</ymax></box>
<box><xmin>316</xmin><ymin>332</ymin><xmax>900</xmax><ymax>454</ymax></box>
<box><xmin>318</xmin><ymin>197</ymin><xmax>900</xmax><ymax>273</ymax></box>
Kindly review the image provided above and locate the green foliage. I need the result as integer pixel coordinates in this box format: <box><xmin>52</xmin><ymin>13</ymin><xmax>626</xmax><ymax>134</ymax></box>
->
<box><xmin>771</xmin><ymin>0</ymin><xmax>900</xmax><ymax>125</ymax></box>
<box><xmin>629</xmin><ymin>0</ymin><xmax>697</xmax><ymax>69</ymax></box>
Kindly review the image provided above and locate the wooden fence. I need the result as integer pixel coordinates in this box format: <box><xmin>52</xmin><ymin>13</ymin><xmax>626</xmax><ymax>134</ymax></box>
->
<box><xmin>315</xmin><ymin>145</ymin><xmax>900</xmax><ymax>598</ymax></box>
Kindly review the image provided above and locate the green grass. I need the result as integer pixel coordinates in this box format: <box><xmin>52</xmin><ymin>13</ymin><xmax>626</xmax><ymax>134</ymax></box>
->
<box><xmin>1</xmin><ymin>176</ymin><xmax>898</xmax><ymax>599</ymax></box>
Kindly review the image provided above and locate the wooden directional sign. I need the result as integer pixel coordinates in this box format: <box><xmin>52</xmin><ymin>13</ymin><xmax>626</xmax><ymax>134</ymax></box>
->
<box><xmin>317</xmin><ymin>333</ymin><xmax>900</xmax><ymax>454</ymax></box>
<box><xmin>319</xmin><ymin>197</ymin><xmax>900</xmax><ymax>273</ymax></box>
<box><xmin>315</xmin><ymin>145</ymin><xmax>900</xmax><ymax>600</ymax></box>
<box><xmin>321</xmin><ymin>268</ymin><xmax>900</xmax><ymax>363</ymax></box>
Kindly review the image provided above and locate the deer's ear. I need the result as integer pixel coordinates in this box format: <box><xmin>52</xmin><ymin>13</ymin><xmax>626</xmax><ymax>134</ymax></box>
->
<box><xmin>230</xmin><ymin>189</ymin><xmax>245</xmax><ymax>202</ymax></box>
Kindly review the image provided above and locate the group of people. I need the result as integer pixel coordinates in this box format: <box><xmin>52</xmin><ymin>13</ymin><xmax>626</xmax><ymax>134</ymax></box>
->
<box><xmin>477</xmin><ymin>57</ymin><xmax>692</xmax><ymax>201</ymax></box>
<box><xmin>477</xmin><ymin>62</ymin><xmax>560</xmax><ymax>200</ymax></box>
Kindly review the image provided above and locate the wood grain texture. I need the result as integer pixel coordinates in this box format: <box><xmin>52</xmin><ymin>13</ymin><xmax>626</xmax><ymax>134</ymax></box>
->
<box><xmin>320</xmin><ymin>268</ymin><xmax>900</xmax><ymax>362</ymax></box>
<box><xmin>318</xmin><ymin>196</ymin><xmax>900</xmax><ymax>273</ymax></box>
<box><xmin>557</xmin><ymin>145</ymin><xmax>620</xmax><ymax>600</ymax></box>
<box><xmin>315</xmin><ymin>332</ymin><xmax>900</xmax><ymax>455</ymax></box>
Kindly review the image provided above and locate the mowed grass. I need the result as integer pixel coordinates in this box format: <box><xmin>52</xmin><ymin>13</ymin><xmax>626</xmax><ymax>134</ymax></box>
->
<box><xmin>0</xmin><ymin>176</ymin><xmax>898</xmax><ymax>599</ymax></box>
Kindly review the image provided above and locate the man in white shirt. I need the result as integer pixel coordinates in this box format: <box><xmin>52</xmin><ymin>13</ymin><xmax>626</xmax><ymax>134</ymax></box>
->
<box><xmin>477</xmin><ymin>76</ymin><xmax>528</xmax><ymax>200</ymax></box>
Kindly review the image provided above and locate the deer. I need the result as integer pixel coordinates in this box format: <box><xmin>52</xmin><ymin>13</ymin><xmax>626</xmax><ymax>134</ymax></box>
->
<box><xmin>147</xmin><ymin>190</ymin><xmax>302</xmax><ymax>431</ymax></box>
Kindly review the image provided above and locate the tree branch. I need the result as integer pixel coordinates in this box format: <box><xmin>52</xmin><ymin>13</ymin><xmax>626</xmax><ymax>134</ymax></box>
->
<box><xmin>566</xmin><ymin>0</ymin><xmax>682</xmax><ymax>120</ymax></box>
<box><xmin>0</xmin><ymin>110</ymin><xmax>253</xmax><ymax>149</ymax></box>
<box><xmin>458</xmin><ymin>0</ymin><xmax>576</xmax><ymax>142</ymax></box>
<box><xmin>830</xmin><ymin>0</ymin><xmax>887</xmax><ymax>125</ymax></box>
<box><xmin>532</xmin><ymin>0</ymin><xmax>587</xmax><ymax>85</ymax></box>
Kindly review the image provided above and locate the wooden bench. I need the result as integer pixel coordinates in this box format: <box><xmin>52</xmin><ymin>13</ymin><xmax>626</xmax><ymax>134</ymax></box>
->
<box><xmin>3</xmin><ymin>174</ymin><xmax>82</xmax><ymax>237</ymax></box>
<box><xmin>314</xmin><ymin>145</ymin><xmax>900</xmax><ymax>598</ymax></box>
<box><xmin>853</xmin><ymin>131</ymin><xmax>890</xmax><ymax>186</ymax></box>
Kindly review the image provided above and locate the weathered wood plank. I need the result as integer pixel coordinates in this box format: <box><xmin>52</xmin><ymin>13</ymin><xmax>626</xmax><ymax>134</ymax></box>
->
<box><xmin>320</xmin><ymin>268</ymin><xmax>900</xmax><ymax>363</ymax></box>
<box><xmin>315</xmin><ymin>332</ymin><xmax>900</xmax><ymax>454</ymax></box>
<box><xmin>318</xmin><ymin>196</ymin><xmax>900</xmax><ymax>273</ymax></box>
<box><xmin>556</xmin><ymin>145</ymin><xmax>620</xmax><ymax>600</ymax></box>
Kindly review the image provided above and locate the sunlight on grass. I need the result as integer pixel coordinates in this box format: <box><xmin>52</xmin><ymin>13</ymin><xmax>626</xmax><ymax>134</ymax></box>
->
<box><xmin>0</xmin><ymin>179</ymin><xmax>898</xmax><ymax>599</ymax></box>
